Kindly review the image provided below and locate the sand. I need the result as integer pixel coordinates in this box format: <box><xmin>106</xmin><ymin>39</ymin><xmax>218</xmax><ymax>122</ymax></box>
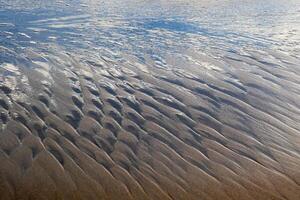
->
<box><xmin>0</xmin><ymin>46</ymin><xmax>300</xmax><ymax>200</ymax></box>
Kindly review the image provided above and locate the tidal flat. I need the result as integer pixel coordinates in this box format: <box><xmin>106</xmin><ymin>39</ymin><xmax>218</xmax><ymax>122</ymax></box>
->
<box><xmin>0</xmin><ymin>0</ymin><xmax>300</xmax><ymax>199</ymax></box>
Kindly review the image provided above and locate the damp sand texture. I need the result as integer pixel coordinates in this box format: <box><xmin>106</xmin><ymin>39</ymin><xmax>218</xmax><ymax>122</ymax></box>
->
<box><xmin>1</xmin><ymin>0</ymin><xmax>300</xmax><ymax>200</ymax></box>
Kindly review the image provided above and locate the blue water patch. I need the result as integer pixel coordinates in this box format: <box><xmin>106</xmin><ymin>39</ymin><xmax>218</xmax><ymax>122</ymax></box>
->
<box><xmin>142</xmin><ymin>19</ymin><xmax>203</xmax><ymax>33</ymax></box>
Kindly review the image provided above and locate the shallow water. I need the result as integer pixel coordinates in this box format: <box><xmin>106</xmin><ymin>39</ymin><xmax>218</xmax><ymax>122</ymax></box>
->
<box><xmin>1</xmin><ymin>0</ymin><xmax>300</xmax><ymax>58</ymax></box>
<box><xmin>0</xmin><ymin>1</ymin><xmax>300</xmax><ymax>200</ymax></box>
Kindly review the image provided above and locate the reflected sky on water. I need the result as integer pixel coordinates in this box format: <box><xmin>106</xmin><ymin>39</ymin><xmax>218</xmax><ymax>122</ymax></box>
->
<box><xmin>0</xmin><ymin>0</ymin><xmax>299</xmax><ymax>67</ymax></box>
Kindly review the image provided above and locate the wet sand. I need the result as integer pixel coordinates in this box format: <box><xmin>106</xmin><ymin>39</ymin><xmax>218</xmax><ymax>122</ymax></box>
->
<box><xmin>0</xmin><ymin>44</ymin><xmax>300</xmax><ymax>200</ymax></box>
<box><xmin>1</xmin><ymin>0</ymin><xmax>300</xmax><ymax>199</ymax></box>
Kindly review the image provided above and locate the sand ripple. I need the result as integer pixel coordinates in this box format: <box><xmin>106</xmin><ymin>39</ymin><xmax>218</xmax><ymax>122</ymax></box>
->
<box><xmin>0</xmin><ymin>45</ymin><xmax>299</xmax><ymax>200</ymax></box>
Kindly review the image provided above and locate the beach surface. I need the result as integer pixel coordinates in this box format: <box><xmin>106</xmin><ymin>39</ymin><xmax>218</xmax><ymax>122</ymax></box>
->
<box><xmin>0</xmin><ymin>0</ymin><xmax>300</xmax><ymax>199</ymax></box>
